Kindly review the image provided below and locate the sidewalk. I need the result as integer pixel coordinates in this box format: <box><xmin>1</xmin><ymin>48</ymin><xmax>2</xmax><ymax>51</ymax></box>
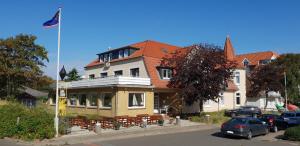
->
<box><xmin>28</xmin><ymin>121</ymin><xmax>218</xmax><ymax>146</ymax></box>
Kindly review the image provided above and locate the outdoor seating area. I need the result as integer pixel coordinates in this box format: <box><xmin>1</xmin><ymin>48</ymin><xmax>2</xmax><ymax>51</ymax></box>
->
<box><xmin>69</xmin><ymin>114</ymin><xmax>164</xmax><ymax>131</ymax></box>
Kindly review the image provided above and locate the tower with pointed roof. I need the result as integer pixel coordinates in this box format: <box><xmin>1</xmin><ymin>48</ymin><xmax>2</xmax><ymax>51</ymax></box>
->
<box><xmin>224</xmin><ymin>35</ymin><xmax>235</xmax><ymax>60</ymax></box>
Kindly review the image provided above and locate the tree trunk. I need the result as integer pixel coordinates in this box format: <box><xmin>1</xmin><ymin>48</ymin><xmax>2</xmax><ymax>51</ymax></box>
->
<box><xmin>264</xmin><ymin>91</ymin><xmax>268</xmax><ymax>111</ymax></box>
<box><xmin>199</xmin><ymin>99</ymin><xmax>204</xmax><ymax>115</ymax></box>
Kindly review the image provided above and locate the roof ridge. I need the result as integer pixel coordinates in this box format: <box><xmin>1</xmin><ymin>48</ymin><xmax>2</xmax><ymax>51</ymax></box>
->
<box><xmin>237</xmin><ymin>51</ymin><xmax>276</xmax><ymax>56</ymax></box>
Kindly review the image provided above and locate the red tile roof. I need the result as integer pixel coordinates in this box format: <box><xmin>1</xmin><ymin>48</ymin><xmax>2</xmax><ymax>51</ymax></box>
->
<box><xmin>235</xmin><ymin>51</ymin><xmax>279</xmax><ymax>66</ymax></box>
<box><xmin>85</xmin><ymin>40</ymin><xmax>180</xmax><ymax>68</ymax></box>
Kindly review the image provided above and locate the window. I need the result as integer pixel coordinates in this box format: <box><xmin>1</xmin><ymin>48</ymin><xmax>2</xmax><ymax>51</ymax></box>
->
<box><xmin>119</xmin><ymin>50</ymin><xmax>124</xmax><ymax>58</ymax></box>
<box><xmin>219</xmin><ymin>92</ymin><xmax>224</xmax><ymax>105</ymax></box>
<box><xmin>100</xmin><ymin>93</ymin><xmax>112</xmax><ymax>108</ymax></box>
<box><xmin>100</xmin><ymin>72</ymin><xmax>108</xmax><ymax>78</ymax></box>
<box><xmin>130</xmin><ymin>68</ymin><xmax>139</xmax><ymax>77</ymax></box>
<box><xmin>235</xmin><ymin>72</ymin><xmax>240</xmax><ymax>85</ymax></box>
<box><xmin>243</xmin><ymin>59</ymin><xmax>249</xmax><ymax>66</ymax></box>
<box><xmin>99</xmin><ymin>55</ymin><xmax>104</xmax><ymax>62</ymax></box>
<box><xmin>88</xmin><ymin>94</ymin><xmax>98</xmax><ymax>107</ymax></box>
<box><xmin>204</xmin><ymin>100</ymin><xmax>211</xmax><ymax>105</ymax></box>
<box><xmin>78</xmin><ymin>94</ymin><xmax>87</xmax><ymax>106</ymax></box>
<box><xmin>236</xmin><ymin>93</ymin><xmax>241</xmax><ymax>105</ymax></box>
<box><xmin>124</xmin><ymin>49</ymin><xmax>129</xmax><ymax>57</ymax></box>
<box><xmin>114</xmin><ymin>70</ymin><xmax>123</xmax><ymax>76</ymax></box>
<box><xmin>104</xmin><ymin>54</ymin><xmax>108</xmax><ymax>62</ymax></box>
<box><xmin>159</xmin><ymin>68</ymin><xmax>172</xmax><ymax>79</ymax></box>
<box><xmin>109</xmin><ymin>53</ymin><xmax>113</xmax><ymax>61</ymax></box>
<box><xmin>68</xmin><ymin>94</ymin><xmax>77</xmax><ymax>106</ymax></box>
<box><xmin>89</xmin><ymin>74</ymin><xmax>95</xmax><ymax>79</ymax></box>
<box><xmin>128</xmin><ymin>93</ymin><xmax>145</xmax><ymax>108</ymax></box>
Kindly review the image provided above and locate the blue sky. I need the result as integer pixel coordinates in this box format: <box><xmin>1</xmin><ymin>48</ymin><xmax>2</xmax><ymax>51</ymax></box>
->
<box><xmin>0</xmin><ymin>0</ymin><xmax>299</xmax><ymax>78</ymax></box>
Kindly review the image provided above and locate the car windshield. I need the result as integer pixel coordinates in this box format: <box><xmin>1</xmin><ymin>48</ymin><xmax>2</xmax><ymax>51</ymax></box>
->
<box><xmin>228</xmin><ymin>118</ymin><xmax>247</xmax><ymax>124</ymax></box>
<box><xmin>282</xmin><ymin>113</ymin><xmax>295</xmax><ymax>117</ymax></box>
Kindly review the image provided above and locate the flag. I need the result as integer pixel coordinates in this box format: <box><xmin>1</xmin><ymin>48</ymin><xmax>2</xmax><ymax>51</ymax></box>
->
<box><xmin>43</xmin><ymin>10</ymin><xmax>60</xmax><ymax>28</ymax></box>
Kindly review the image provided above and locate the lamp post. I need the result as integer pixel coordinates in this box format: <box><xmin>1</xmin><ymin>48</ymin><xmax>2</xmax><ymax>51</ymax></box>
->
<box><xmin>284</xmin><ymin>72</ymin><xmax>288</xmax><ymax>110</ymax></box>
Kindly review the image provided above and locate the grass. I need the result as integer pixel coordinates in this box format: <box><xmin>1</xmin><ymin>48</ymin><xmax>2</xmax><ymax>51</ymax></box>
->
<box><xmin>189</xmin><ymin>110</ymin><xmax>230</xmax><ymax>125</ymax></box>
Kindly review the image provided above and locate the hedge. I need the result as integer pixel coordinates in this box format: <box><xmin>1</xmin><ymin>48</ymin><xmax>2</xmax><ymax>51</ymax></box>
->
<box><xmin>0</xmin><ymin>103</ymin><xmax>55</xmax><ymax>140</ymax></box>
<box><xmin>284</xmin><ymin>125</ymin><xmax>300</xmax><ymax>141</ymax></box>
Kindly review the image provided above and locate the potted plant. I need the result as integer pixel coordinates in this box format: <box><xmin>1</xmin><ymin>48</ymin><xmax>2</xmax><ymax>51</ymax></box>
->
<box><xmin>113</xmin><ymin>121</ymin><xmax>121</xmax><ymax>130</ymax></box>
<box><xmin>158</xmin><ymin>119</ymin><xmax>164</xmax><ymax>126</ymax></box>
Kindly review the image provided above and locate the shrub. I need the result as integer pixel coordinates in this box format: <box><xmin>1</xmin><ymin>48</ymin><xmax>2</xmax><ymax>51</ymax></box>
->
<box><xmin>284</xmin><ymin>126</ymin><xmax>300</xmax><ymax>141</ymax></box>
<box><xmin>0</xmin><ymin>102</ymin><xmax>55</xmax><ymax>140</ymax></box>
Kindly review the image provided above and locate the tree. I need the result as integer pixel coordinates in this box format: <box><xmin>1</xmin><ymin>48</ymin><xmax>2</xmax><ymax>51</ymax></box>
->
<box><xmin>0</xmin><ymin>34</ymin><xmax>49</xmax><ymax>99</ymax></box>
<box><xmin>65</xmin><ymin>68</ymin><xmax>81</xmax><ymax>81</ymax></box>
<box><xmin>247</xmin><ymin>64</ymin><xmax>284</xmax><ymax>109</ymax></box>
<box><xmin>273</xmin><ymin>54</ymin><xmax>300</xmax><ymax>103</ymax></box>
<box><xmin>161</xmin><ymin>44</ymin><xmax>237</xmax><ymax>112</ymax></box>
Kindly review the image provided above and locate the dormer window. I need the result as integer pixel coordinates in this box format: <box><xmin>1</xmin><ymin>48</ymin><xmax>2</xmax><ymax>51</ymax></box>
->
<box><xmin>159</xmin><ymin>68</ymin><xmax>172</xmax><ymax>80</ymax></box>
<box><xmin>243</xmin><ymin>59</ymin><xmax>249</xmax><ymax>66</ymax></box>
<box><xmin>119</xmin><ymin>50</ymin><xmax>124</xmax><ymax>58</ymax></box>
<box><xmin>99</xmin><ymin>55</ymin><xmax>104</xmax><ymax>62</ymax></box>
<box><xmin>109</xmin><ymin>53</ymin><xmax>113</xmax><ymax>61</ymax></box>
<box><xmin>104</xmin><ymin>54</ymin><xmax>108</xmax><ymax>62</ymax></box>
<box><xmin>124</xmin><ymin>49</ymin><xmax>129</xmax><ymax>57</ymax></box>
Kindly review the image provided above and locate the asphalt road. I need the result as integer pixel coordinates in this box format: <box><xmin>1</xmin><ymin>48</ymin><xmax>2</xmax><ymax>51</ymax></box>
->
<box><xmin>1</xmin><ymin>129</ymin><xmax>299</xmax><ymax>146</ymax></box>
<box><xmin>72</xmin><ymin>129</ymin><xmax>299</xmax><ymax>146</ymax></box>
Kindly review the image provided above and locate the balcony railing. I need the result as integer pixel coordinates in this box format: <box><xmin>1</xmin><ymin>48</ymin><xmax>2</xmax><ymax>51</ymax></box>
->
<box><xmin>59</xmin><ymin>76</ymin><xmax>151</xmax><ymax>89</ymax></box>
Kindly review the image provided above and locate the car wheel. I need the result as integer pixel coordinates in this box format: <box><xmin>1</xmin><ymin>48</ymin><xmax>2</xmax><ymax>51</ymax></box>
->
<box><xmin>273</xmin><ymin>126</ymin><xmax>278</xmax><ymax>132</ymax></box>
<box><xmin>231</xmin><ymin>113</ymin><xmax>236</xmax><ymax>117</ymax></box>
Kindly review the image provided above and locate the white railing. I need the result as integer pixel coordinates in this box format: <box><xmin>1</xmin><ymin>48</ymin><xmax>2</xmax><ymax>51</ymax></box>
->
<box><xmin>59</xmin><ymin>76</ymin><xmax>151</xmax><ymax>89</ymax></box>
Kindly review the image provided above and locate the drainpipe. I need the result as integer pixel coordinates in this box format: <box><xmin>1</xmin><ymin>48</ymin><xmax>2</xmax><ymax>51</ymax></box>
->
<box><xmin>115</xmin><ymin>87</ymin><xmax>118</xmax><ymax>117</ymax></box>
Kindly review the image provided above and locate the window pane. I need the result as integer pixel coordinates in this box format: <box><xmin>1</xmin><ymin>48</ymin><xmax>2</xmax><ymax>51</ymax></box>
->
<box><xmin>124</xmin><ymin>49</ymin><xmax>129</xmax><ymax>57</ymax></box>
<box><xmin>68</xmin><ymin>94</ymin><xmax>77</xmax><ymax>106</ymax></box>
<box><xmin>88</xmin><ymin>94</ymin><xmax>97</xmax><ymax>106</ymax></box>
<box><xmin>79</xmin><ymin>94</ymin><xmax>86</xmax><ymax>106</ymax></box>
<box><xmin>101</xmin><ymin>72</ymin><xmax>107</xmax><ymax>78</ymax></box>
<box><xmin>128</xmin><ymin>93</ymin><xmax>144</xmax><ymax>107</ymax></box>
<box><xmin>119</xmin><ymin>50</ymin><xmax>124</xmax><ymax>58</ymax></box>
<box><xmin>114</xmin><ymin>70</ymin><xmax>123</xmax><ymax>76</ymax></box>
<box><xmin>102</xmin><ymin>93</ymin><xmax>112</xmax><ymax>107</ymax></box>
<box><xmin>130</xmin><ymin>68</ymin><xmax>139</xmax><ymax>77</ymax></box>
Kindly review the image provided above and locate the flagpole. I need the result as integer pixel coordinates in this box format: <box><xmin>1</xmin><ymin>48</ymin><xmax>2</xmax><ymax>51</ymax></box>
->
<box><xmin>55</xmin><ymin>7</ymin><xmax>62</xmax><ymax>138</ymax></box>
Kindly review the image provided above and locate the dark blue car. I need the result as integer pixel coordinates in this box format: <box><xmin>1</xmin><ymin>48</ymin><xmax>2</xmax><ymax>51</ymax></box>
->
<box><xmin>221</xmin><ymin>117</ymin><xmax>269</xmax><ymax>139</ymax></box>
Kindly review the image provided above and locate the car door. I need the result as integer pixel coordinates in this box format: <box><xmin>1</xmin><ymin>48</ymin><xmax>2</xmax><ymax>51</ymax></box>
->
<box><xmin>255</xmin><ymin>119</ymin><xmax>266</xmax><ymax>134</ymax></box>
<box><xmin>248</xmin><ymin>119</ymin><xmax>259</xmax><ymax>135</ymax></box>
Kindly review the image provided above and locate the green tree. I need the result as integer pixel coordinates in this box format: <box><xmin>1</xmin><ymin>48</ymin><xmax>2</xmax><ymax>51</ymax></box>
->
<box><xmin>273</xmin><ymin>54</ymin><xmax>300</xmax><ymax>103</ymax></box>
<box><xmin>0</xmin><ymin>34</ymin><xmax>49</xmax><ymax>99</ymax></box>
<box><xmin>248</xmin><ymin>64</ymin><xmax>284</xmax><ymax>109</ymax></box>
<box><xmin>65</xmin><ymin>68</ymin><xmax>81</xmax><ymax>81</ymax></box>
<box><xmin>162</xmin><ymin>44</ymin><xmax>237</xmax><ymax>112</ymax></box>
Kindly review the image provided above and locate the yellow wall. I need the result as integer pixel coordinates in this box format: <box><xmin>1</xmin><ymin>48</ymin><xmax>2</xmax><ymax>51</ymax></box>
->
<box><xmin>48</xmin><ymin>87</ymin><xmax>154</xmax><ymax>117</ymax></box>
<box><xmin>116</xmin><ymin>87</ymin><xmax>154</xmax><ymax>116</ymax></box>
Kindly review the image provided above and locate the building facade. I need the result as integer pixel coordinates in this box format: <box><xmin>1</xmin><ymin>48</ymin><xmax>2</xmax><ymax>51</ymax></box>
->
<box><xmin>49</xmin><ymin>38</ymin><xmax>247</xmax><ymax>117</ymax></box>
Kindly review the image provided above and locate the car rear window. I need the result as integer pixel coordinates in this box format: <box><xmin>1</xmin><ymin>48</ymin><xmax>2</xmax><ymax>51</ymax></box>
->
<box><xmin>229</xmin><ymin>118</ymin><xmax>247</xmax><ymax>124</ymax></box>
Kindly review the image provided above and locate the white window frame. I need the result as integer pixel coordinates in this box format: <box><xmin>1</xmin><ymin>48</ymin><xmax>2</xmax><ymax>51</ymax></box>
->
<box><xmin>235</xmin><ymin>72</ymin><xmax>240</xmax><ymax>85</ymax></box>
<box><xmin>99</xmin><ymin>93</ymin><xmax>112</xmax><ymax>109</ymax></box>
<box><xmin>130</xmin><ymin>68</ymin><xmax>139</xmax><ymax>77</ymax></box>
<box><xmin>68</xmin><ymin>94</ymin><xmax>77</xmax><ymax>107</ymax></box>
<box><xmin>87</xmin><ymin>93</ymin><xmax>98</xmax><ymax>108</ymax></box>
<box><xmin>78</xmin><ymin>94</ymin><xmax>87</xmax><ymax>107</ymax></box>
<box><xmin>160</xmin><ymin>68</ymin><xmax>172</xmax><ymax>80</ymax></box>
<box><xmin>219</xmin><ymin>92</ymin><xmax>224</xmax><ymax>105</ymax></box>
<box><xmin>128</xmin><ymin>93</ymin><xmax>146</xmax><ymax>109</ymax></box>
<box><xmin>235</xmin><ymin>92</ymin><xmax>241</xmax><ymax>106</ymax></box>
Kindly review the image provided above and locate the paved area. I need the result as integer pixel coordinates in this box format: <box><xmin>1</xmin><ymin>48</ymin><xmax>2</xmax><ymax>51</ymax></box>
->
<box><xmin>1</xmin><ymin>126</ymin><xmax>299</xmax><ymax>146</ymax></box>
<box><xmin>71</xmin><ymin>129</ymin><xmax>300</xmax><ymax>146</ymax></box>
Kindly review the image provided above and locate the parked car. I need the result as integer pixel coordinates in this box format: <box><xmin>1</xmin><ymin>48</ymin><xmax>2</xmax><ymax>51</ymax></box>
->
<box><xmin>221</xmin><ymin>117</ymin><xmax>269</xmax><ymax>139</ymax></box>
<box><xmin>259</xmin><ymin>114</ymin><xmax>280</xmax><ymax>132</ymax></box>
<box><xmin>276</xmin><ymin>112</ymin><xmax>300</xmax><ymax>129</ymax></box>
<box><xmin>224</xmin><ymin>106</ymin><xmax>262</xmax><ymax>117</ymax></box>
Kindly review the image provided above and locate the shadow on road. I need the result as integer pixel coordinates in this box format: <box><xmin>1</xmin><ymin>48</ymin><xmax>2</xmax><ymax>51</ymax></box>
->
<box><xmin>211</xmin><ymin>132</ymin><xmax>247</xmax><ymax>140</ymax></box>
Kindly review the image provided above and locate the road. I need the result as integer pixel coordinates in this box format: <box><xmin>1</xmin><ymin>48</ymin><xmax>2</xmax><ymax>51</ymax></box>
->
<box><xmin>1</xmin><ymin>129</ymin><xmax>299</xmax><ymax>146</ymax></box>
<box><xmin>72</xmin><ymin>129</ymin><xmax>298</xmax><ymax>146</ymax></box>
